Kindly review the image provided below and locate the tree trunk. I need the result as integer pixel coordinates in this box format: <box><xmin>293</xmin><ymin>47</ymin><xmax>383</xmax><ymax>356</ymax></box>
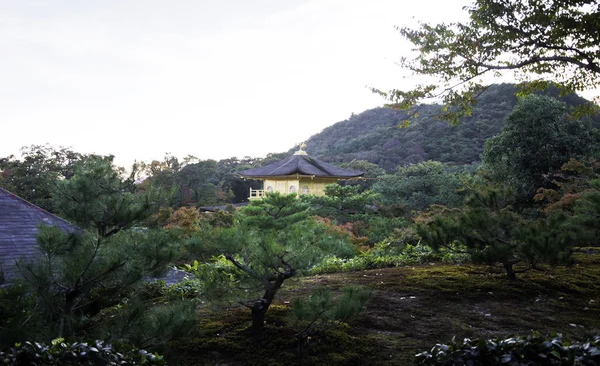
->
<box><xmin>251</xmin><ymin>305</ymin><xmax>268</xmax><ymax>332</ymax></box>
<box><xmin>503</xmin><ymin>262</ymin><xmax>517</xmax><ymax>281</ymax></box>
<box><xmin>60</xmin><ymin>289</ymin><xmax>77</xmax><ymax>337</ymax></box>
<box><xmin>249</xmin><ymin>274</ymin><xmax>285</xmax><ymax>333</ymax></box>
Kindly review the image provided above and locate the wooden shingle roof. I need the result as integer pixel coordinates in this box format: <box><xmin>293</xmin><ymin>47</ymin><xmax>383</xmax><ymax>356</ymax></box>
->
<box><xmin>0</xmin><ymin>188</ymin><xmax>80</xmax><ymax>283</ymax></box>
<box><xmin>238</xmin><ymin>154</ymin><xmax>364</xmax><ymax>179</ymax></box>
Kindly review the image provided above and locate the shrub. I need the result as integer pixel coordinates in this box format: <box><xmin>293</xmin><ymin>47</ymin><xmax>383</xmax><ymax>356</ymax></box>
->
<box><xmin>0</xmin><ymin>338</ymin><xmax>165</xmax><ymax>365</ymax></box>
<box><xmin>310</xmin><ymin>244</ymin><xmax>468</xmax><ymax>274</ymax></box>
<box><xmin>415</xmin><ymin>333</ymin><xmax>600</xmax><ymax>365</ymax></box>
<box><xmin>0</xmin><ymin>282</ymin><xmax>40</xmax><ymax>347</ymax></box>
<box><xmin>140</xmin><ymin>278</ymin><xmax>201</xmax><ymax>302</ymax></box>
<box><xmin>292</xmin><ymin>286</ymin><xmax>372</xmax><ymax>346</ymax></box>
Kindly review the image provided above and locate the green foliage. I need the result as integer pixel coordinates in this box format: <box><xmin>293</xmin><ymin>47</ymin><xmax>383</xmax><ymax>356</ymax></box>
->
<box><xmin>310</xmin><ymin>243</ymin><xmax>467</xmax><ymax>274</ymax></box>
<box><xmin>306</xmin><ymin>84</ymin><xmax>599</xmax><ymax>171</ymax></box>
<box><xmin>186</xmin><ymin>194</ymin><xmax>356</xmax><ymax>332</ymax></box>
<box><xmin>415</xmin><ymin>333</ymin><xmax>600</xmax><ymax>365</ymax></box>
<box><xmin>15</xmin><ymin>156</ymin><xmax>186</xmax><ymax>341</ymax></box>
<box><xmin>301</xmin><ymin>184</ymin><xmax>378</xmax><ymax>223</ymax></box>
<box><xmin>53</xmin><ymin>155</ymin><xmax>158</xmax><ymax>235</ymax></box>
<box><xmin>292</xmin><ymin>286</ymin><xmax>372</xmax><ymax>343</ymax></box>
<box><xmin>0</xmin><ymin>283</ymin><xmax>40</xmax><ymax>346</ymax></box>
<box><xmin>137</xmin><ymin>154</ymin><xmax>180</xmax><ymax>206</ymax></box>
<box><xmin>373</xmin><ymin>161</ymin><xmax>469</xmax><ymax>211</ymax></box>
<box><xmin>191</xmin><ymin>220</ymin><xmax>356</xmax><ymax>299</ymax></box>
<box><xmin>241</xmin><ymin>192</ymin><xmax>310</xmax><ymax>230</ymax></box>
<box><xmin>483</xmin><ymin>95</ymin><xmax>597</xmax><ymax>200</ymax></box>
<box><xmin>339</xmin><ymin>160</ymin><xmax>385</xmax><ymax>190</ymax></box>
<box><xmin>377</xmin><ymin>0</ymin><xmax>600</xmax><ymax>124</ymax></box>
<box><xmin>140</xmin><ymin>279</ymin><xmax>201</xmax><ymax>302</ymax></box>
<box><xmin>301</xmin><ymin>184</ymin><xmax>406</xmax><ymax>245</ymax></box>
<box><xmin>0</xmin><ymin>145</ymin><xmax>82</xmax><ymax>212</ymax></box>
<box><xmin>535</xmin><ymin>158</ymin><xmax>600</xmax><ymax>214</ymax></box>
<box><xmin>96</xmin><ymin>298</ymin><xmax>196</xmax><ymax>349</ymax></box>
<box><xmin>357</xmin><ymin>215</ymin><xmax>407</xmax><ymax>245</ymax></box>
<box><xmin>136</xmin><ymin>155</ymin><xmax>270</xmax><ymax>207</ymax></box>
<box><xmin>173</xmin><ymin>159</ymin><xmax>227</xmax><ymax>206</ymax></box>
<box><xmin>567</xmin><ymin>181</ymin><xmax>600</xmax><ymax>246</ymax></box>
<box><xmin>19</xmin><ymin>226</ymin><xmax>183</xmax><ymax>339</ymax></box>
<box><xmin>0</xmin><ymin>338</ymin><xmax>165</xmax><ymax>365</ymax></box>
<box><xmin>164</xmin><ymin>206</ymin><xmax>202</xmax><ymax>235</ymax></box>
<box><xmin>416</xmin><ymin>189</ymin><xmax>572</xmax><ymax>280</ymax></box>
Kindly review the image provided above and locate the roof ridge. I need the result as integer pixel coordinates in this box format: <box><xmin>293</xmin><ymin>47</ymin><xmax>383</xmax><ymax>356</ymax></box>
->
<box><xmin>0</xmin><ymin>187</ymin><xmax>81</xmax><ymax>232</ymax></box>
<box><xmin>237</xmin><ymin>153</ymin><xmax>363</xmax><ymax>178</ymax></box>
<box><xmin>302</xmin><ymin>155</ymin><xmax>330</xmax><ymax>175</ymax></box>
<box><xmin>266</xmin><ymin>155</ymin><xmax>297</xmax><ymax>175</ymax></box>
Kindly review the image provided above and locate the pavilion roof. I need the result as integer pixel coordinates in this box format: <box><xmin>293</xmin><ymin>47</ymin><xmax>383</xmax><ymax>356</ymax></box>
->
<box><xmin>0</xmin><ymin>188</ymin><xmax>80</xmax><ymax>283</ymax></box>
<box><xmin>238</xmin><ymin>153</ymin><xmax>363</xmax><ymax>178</ymax></box>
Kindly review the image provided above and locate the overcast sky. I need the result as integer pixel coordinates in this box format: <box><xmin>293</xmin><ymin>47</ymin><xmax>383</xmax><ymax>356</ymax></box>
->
<box><xmin>1</xmin><ymin>0</ymin><xmax>472</xmax><ymax>166</ymax></box>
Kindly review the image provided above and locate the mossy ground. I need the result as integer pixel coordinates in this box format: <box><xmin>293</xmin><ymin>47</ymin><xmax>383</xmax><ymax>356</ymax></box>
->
<box><xmin>167</xmin><ymin>251</ymin><xmax>600</xmax><ymax>365</ymax></box>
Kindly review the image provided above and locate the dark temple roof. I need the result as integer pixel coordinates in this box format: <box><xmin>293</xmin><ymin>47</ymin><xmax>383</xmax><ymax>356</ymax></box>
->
<box><xmin>0</xmin><ymin>188</ymin><xmax>80</xmax><ymax>283</ymax></box>
<box><xmin>238</xmin><ymin>153</ymin><xmax>364</xmax><ymax>178</ymax></box>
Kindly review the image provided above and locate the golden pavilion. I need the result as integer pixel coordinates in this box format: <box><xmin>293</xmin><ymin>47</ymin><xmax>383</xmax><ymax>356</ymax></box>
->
<box><xmin>239</xmin><ymin>144</ymin><xmax>364</xmax><ymax>200</ymax></box>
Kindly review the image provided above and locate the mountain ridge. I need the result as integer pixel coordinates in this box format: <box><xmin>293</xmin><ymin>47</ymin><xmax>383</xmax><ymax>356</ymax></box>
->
<box><xmin>290</xmin><ymin>84</ymin><xmax>598</xmax><ymax>171</ymax></box>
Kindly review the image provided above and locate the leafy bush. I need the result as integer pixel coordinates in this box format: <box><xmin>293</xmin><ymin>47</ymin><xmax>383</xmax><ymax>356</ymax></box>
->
<box><xmin>140</xmin><ymin>278</ymin><xmax>201</xmax><ymax>302</ymax></box>
<box><xmin>415</xmin><ymin>333</ymin><xmax>600</xmax><ymax>365</ymax></box>
<box><xmin>310</xmin><ymin>244</ymin><xmax>467</xmax><ymax>274</ymax></box>
<box><xmin>0</xmin><ymin>338</ymin><xmax>165</xmax><ymax>365</ymax></box>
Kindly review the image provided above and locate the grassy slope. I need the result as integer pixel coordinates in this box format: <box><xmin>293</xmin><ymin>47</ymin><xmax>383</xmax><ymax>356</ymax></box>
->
<box><xmin>169</xmin><ymin>252</ymin><xmax>600</xmax><ymax>365</ymax></box>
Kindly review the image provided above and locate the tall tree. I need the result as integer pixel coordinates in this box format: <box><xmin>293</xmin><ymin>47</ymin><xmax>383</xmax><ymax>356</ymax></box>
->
<box><xmin>19</xmin><ymin>156</ymin><xmax>181</xmax><ymax>338</ymax></box>
<box><xmin>375</xmin><ymin>0</ymin><xmax>600</xmax><ymax>123</ymax></box>
<box><xmin>0</xmin><ymin>145</ymin><xmax>82</xmax><ymax>211</ymax></box>
<box><xmin>482</xmin><ymin>95</ymin><xmax>596</xmax><ymax>199</ymax></box>
<box><xmin>173</xmin><ymin>159</ymin><xmax>233</xmax><ymax>207</ymax></box>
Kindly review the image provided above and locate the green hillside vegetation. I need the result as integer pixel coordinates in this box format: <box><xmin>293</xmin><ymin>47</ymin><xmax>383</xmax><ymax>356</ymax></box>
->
<box><xmin>303</xmin><ymin>84</ymin><xmax>599</xmax><ymax>170</ymax></box>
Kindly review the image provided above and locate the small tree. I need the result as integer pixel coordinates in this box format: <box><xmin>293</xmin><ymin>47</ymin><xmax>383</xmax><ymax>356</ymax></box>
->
<box><xmin>565</xmin><ymin>180</ymin><xmax>600</xmax><ymax>247</ymax></box>
<box><xmin>416</xmin><ymin>188</ymin><xmax>571</xmax><ymax>280</ymax></box>
<box><xmin>189</xmin><ymin>193</ymin><xmax>356</xmax><ymax>332</ymax></box>
<box><xmin>301</xmin><ymin>184</ymin><xmax>378</xmax><ymax>223</ymax></box>
<box><xmin>291</xmin><ymin>286</ymin><xmax>372</xmax><ymax>351</ymax></box>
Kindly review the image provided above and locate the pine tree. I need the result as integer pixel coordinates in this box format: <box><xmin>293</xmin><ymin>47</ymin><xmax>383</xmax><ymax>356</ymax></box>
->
<box><xmin>416</xmin><ymin>188</ymin><xmax>571</xmax><ymax>280</ymax></box>
<box><xmin>188</xmin><ymin>193</ymin><xmax>356</xmax><ymax>332</ymax></box>
<box><xmin>18</xmin><ymin>156</ymin><xmax>182</xmax><ymax>338</ymax></box>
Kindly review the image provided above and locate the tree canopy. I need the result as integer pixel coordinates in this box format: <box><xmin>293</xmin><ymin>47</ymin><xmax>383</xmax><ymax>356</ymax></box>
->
<box><xmin>482</xmin><ymin>94</ymin><xmax>597</xmax><ymax>199</ymax></box>
<box><xmin>376</xmin><ymin>0</ymin><xmax>600</xmax><ymax>123</ymax></box>
<box><xmin>187</xmin><ymin>193</ymin><xmax>356</xmax><ymax>332</ymax></box>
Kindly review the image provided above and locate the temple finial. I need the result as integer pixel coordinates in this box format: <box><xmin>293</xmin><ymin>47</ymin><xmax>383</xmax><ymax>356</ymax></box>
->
<box><xmin>294</xmin><ymin>142</ymin><xmax>308</xmax><ymax>155</ymax></box>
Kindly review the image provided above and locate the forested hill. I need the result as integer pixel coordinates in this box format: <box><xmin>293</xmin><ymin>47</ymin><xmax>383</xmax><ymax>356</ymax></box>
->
<box><xmin>299</xmin><ymin>84</ymin><xmax>598</xmax><ymax>171</ymax></box>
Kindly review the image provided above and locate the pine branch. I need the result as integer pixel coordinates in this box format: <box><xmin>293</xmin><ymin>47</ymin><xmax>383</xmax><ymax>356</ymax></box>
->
<box><xmin>225</xmin><ymin>254</ymin><xmax>270</xmax><ymax>288</ymax></box>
